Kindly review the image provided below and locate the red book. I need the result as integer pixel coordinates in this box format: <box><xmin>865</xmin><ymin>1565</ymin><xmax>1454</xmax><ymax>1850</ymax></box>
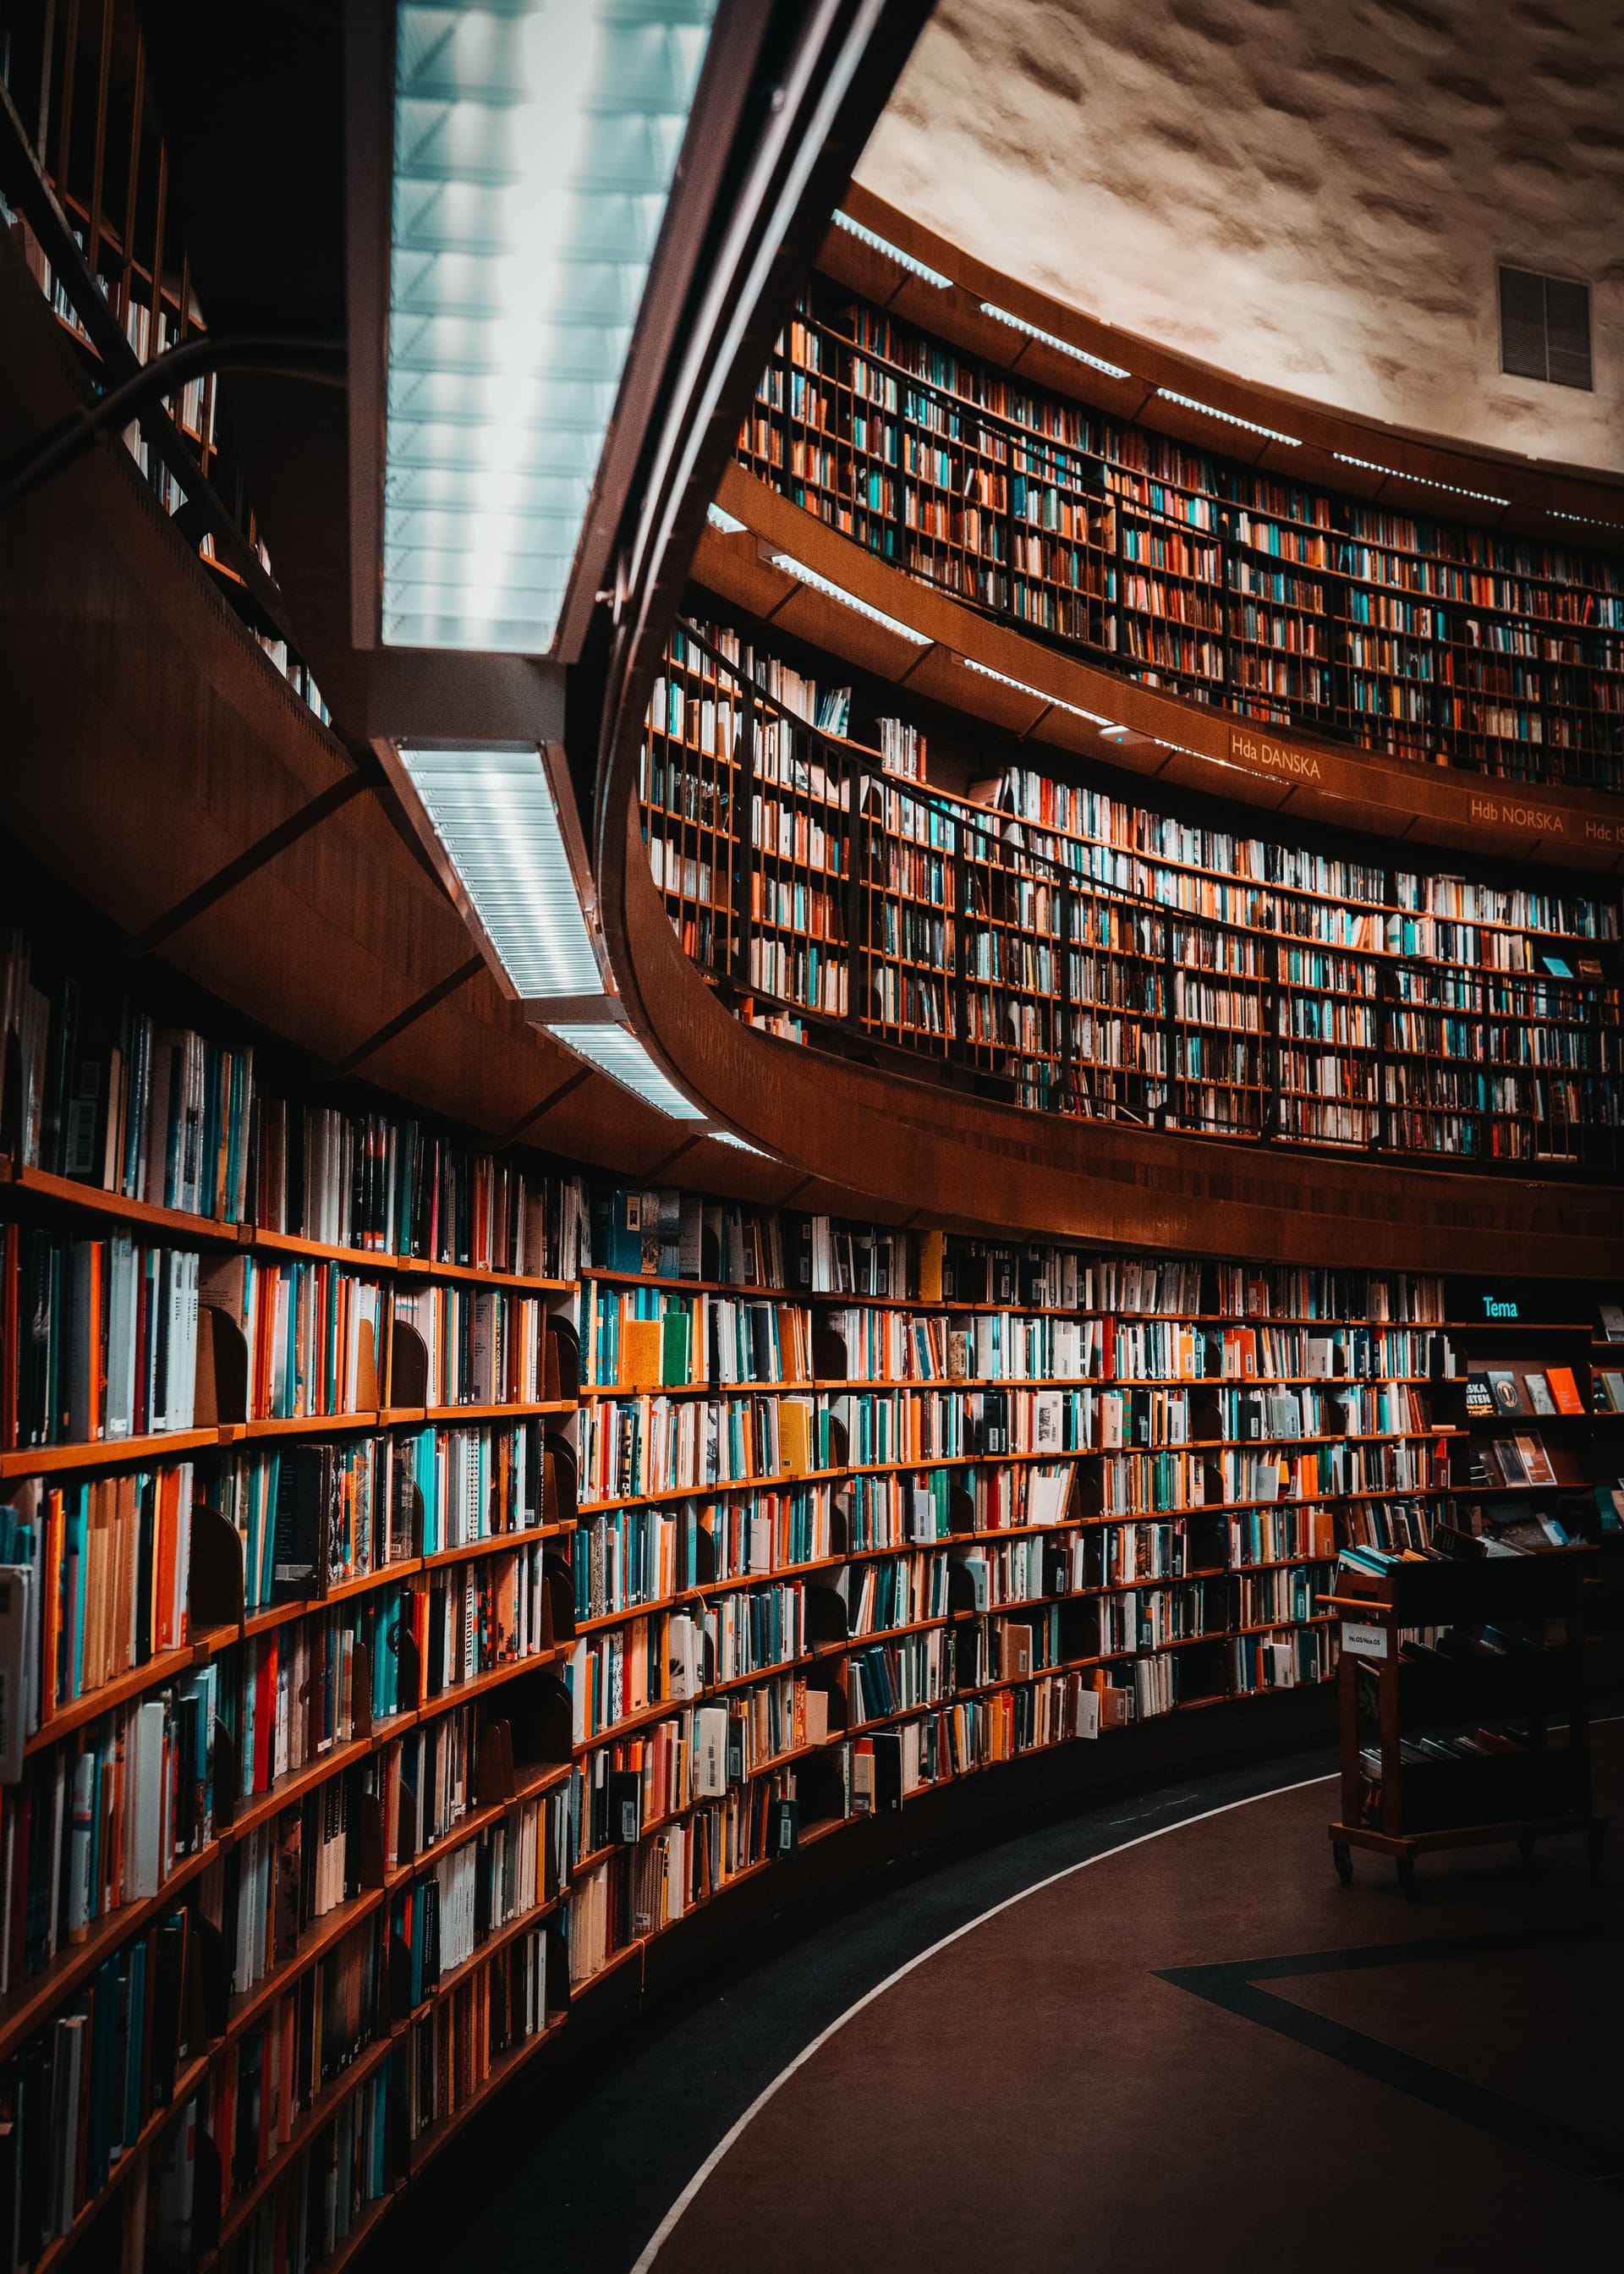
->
<box><xmin>255</xmin><ymin>1636</ymin><xmax>277</xmax><ymax>1793</ymax></box>
<box><xmin>1546</xmin><ymin>1365</ymin><xmax>1584</xmax><ymax>1415</ymax></box>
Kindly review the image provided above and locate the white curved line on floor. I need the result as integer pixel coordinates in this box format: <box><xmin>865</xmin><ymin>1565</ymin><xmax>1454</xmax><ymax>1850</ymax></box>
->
<box><xmin>630</xmin><ymin>1769</ymin><xmax>1336</xmax><ymax>2270</ymax></box>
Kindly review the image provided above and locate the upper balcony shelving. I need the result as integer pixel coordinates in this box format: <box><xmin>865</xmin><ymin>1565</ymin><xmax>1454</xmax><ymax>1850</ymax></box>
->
<box><xmin>736</xmin><ymin>276</ymin><xmax>1624</xmax><ymax>798</ymax></box>
<box><xmin>639</xmin><ymin>610</ymin><xmax>1624</xmax><ymax>1182</ymax></box>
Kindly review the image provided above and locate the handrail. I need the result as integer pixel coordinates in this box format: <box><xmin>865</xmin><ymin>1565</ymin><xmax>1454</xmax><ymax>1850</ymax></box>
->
<box><xmin>668</xmin><ymin>618</ymin><xmax>1615</xmax><ymax>961</ymax></box>
<box><xmin>643</xmin><ymin>617</ymin><xmax>1624</xmax><ymax>1177</ymax></box>
<box><xmin>0</xmin><ymin>0</ymin><xmax>323</xmax><ymax>709</ymax></box>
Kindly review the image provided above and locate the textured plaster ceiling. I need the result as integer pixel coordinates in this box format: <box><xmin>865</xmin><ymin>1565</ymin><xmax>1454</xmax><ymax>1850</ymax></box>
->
<box><xmin>854</xmin><ymin>0</ymin><xmax>1624</xmax><ymax>473</ymax></box>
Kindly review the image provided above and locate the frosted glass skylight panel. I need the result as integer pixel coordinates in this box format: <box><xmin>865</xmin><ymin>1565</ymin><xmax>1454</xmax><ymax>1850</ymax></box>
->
<box><xmin>546</xmin><ymin>1023</ymin><xmax>705</xmax><ymax>1116</ymax></box>
<box><xmin>384</xmin><ymin>0</ymin><xmax>720</xmax><ymax>652</ymax></box>
<box><xmin>399</xmin><ymin>744</ymin><xmax>601</xmax><ymax>996</ymax></box>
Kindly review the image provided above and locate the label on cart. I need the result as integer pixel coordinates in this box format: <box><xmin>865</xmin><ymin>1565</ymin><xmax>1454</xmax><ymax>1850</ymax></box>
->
<box><xmin>1341</xmin><ymin>1621</ymin><xmax>1388</xmax><ymax>1661</ymax></box>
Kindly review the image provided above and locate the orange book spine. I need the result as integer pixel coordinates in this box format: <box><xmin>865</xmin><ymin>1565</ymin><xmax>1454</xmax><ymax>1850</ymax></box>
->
<box><xmin>154</xmin><ymin>1466</ymin><xmax>178</xmax><ymax>1653</ymax></box>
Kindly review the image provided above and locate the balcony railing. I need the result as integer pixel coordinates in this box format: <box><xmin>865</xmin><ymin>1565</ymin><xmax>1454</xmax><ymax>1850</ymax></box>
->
<box><xmin>0</xmin><ymin>0</ymin><xmax>326</xmax><ymax>719</ymax></box>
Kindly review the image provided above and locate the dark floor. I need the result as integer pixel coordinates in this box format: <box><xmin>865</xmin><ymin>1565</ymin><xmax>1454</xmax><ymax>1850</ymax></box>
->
<box><xmin>383</xmin><ymin>1725</ymin><xmax>1621</xmax><ymax>2273</ymax></box>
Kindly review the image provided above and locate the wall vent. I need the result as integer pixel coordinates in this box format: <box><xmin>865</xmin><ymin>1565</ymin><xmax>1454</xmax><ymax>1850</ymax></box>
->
<box><xmin>1499</xmin><ymin>266</ymin><xmax>1593</xmax><ymax>390</ymax></box>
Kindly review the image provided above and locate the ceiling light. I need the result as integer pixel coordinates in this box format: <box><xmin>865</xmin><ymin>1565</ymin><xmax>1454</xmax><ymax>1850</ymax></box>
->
<box><xmin>381</xmin><ymin>0</ymin><xmax>721</xmax><ymax>652</ymax></box>
<box><xmin>1157</xmin><ymin>388</ymin><xmax>1299</xmax><ymax>446</ymax></box>
<box><xmin>960</xmin><ymin>656</ymin><xmax>1113</xmax><ymax>725</ymax></box>
<box><xmin>1332</xmin><ymin>453</ymin><xmax>1508</xmax><ymax>507</ymax></box>
<box><xmin>711</xmin><ymin>1132</ymin><xmax>769</xmax><ymax>1153</ymax></box>
<box><xmin>833</xmin><ymin>211</ymin><xmax>950</xmax><ymax>288</ymax></box>
<box><xmin>980</xmin><ymin>303</ymin><xmax>1130</xmax><ymax>381</ymax></box>
<box><xmin>546</xmin><ymin>1021</ymin><xmax>705</xmax><ymax>1116</ymax></box>
<box><xmin>771</xmin><ymin>554</ymin><xmax>930</xmax><ymax>643</ymax></box>
<box><xmin>1100</xmin><ymin>725</ymin><xmax>1133</xmax><ymax>740</ymax></box>
<box><xmin>707</xmin><ymin>502</ymin><xmax>746</xmax><ymax>533</ymax></box>
<box><xmin>398</xmin><ymin>744</ymin><xmax>601</xmax><ymax>995</ymax></box>
<box><xmin>1547</xmin><ymin>507</ymin><xmax>1624</xmax><ymax>530</ymax></box>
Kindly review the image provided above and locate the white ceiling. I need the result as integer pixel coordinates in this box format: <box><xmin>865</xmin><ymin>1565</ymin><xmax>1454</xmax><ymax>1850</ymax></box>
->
<box><xmin>855</xmin><ymin>0</ymin><xmax>1624</xmax><ymax>475</ymax></box>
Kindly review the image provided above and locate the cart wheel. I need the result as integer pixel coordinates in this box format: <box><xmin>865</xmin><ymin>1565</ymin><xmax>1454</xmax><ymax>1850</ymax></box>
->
<box><xmin>1396</xmin><ymin>1854</ymin><xmax>1418</xmax><ymax>1899</ymax></box>
<box><xmin>1518</xmin><ymin>1836</ymin><xmax>1536</xmax><ymax>1864</ymax></box>
<box><xmin>1588</xmin><ymin>1825</ymin><xmax>1605</xmax><ymax>1875</ymax></box>
<box><xmin>1333</xmin><ymin>1843</ymin><xmax>1353</xmax><ymax>1887</ymax></box>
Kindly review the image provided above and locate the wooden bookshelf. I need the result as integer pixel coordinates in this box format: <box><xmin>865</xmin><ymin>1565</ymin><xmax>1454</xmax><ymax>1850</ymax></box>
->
<box><xmin>638</xmin><ymin>610</ymin><xmax>1623</xmax><ymax>1171</ymax></box>
<box><xmin>4</xmin><ymin>921</ymin><xmax>1623</xmax><ymax>2274</ymax></box>
<box><xmin>741</xmin><ymin>281</ymin><xmax>1624</xmax><ymax>795</ymax></box>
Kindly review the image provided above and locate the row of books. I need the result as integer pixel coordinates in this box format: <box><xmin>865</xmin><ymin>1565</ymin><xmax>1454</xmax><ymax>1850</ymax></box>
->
<box><xmin>403</xmin><ymin>1925</ymin><xmax>551</xmax><ymax>2141</ymax></box>
<box><xmin>585</xmin><ymin>1204</ymin><xmax>1465</xmax><ymax>1337</ymax></box>
<box><xmin>213</xmin><ymin>1416</ymin><xmax>565</xmax><ymax>1612</ymax></box>
<box><xmin>581</xmin><ymin>1285</ymin><xmax>815</xmax><ymax>1391</ymax></box>
<box><xmin>1</xmin><ymin>1228</ymin><xmax>202</xmax><ymax>1448</ymax></box>
<box><xmin>255</xmin><ymin>1099</ymin><xmax>587</xmax><ymax>1277</ymax></box>
<box><xmin>0</xmin><ymin>1669</ymin><xmax>218</xmax><ymax>1991</ymax></box>
<box><xmin>986</xmin><ymin>772</ymin><xmax>1612</xmax><ymax>944</ymax></box>
<box><xmin>1464</xmin><ymin>1365</ymin><xmax>1586</xmax><ymax>1418</ymax></box>
<box><xmin>565</xmin><ymin>1621</ymin><xmax>816</xmax><ymax>1755</ymax></box>
<box><xmin>2</xmin><ymin>1467</ymin><xmax>192</xmax><ymax>1730</ymax></box>
<box><xmin>0</xmin><ymin>1907</ymin><xmax>199</xmax><ymax>2268</ymax></box>
<box><xmin>1</xmin><ymin>1233</ymin><xmax>579</xmax><ymax>1456</ymax></box>
<box><xmin>1</xmin><ymin>936</ymin><xmax>594</xmax><ymax>1275</ymax></box>
<box><xmin>1</xmin><ymin>941</ymin><xmax>255</xmax><ymax>1222</ymax></box>
<box><xmin>754</xmin><ymin>294</ymin><xmax>1624</xmax><ymax>787</ymax></box>
<box><xmin>567</xmin><ymin>1774</ymin><xmax>803</xmax><ymax>1982</ymax></box>
<box><xmin>1094</xmin><ymin>1437</ymin><xmax>1446</xmax><ymax>1513</ymax></box>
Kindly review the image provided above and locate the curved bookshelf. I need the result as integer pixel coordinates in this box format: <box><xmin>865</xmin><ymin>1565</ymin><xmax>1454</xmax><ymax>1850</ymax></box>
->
<box><xmin>750</xmin><ymin>201</ymin><xmax>1624</xmax><ymax>798</ymax></box>
<box><xmin>5</xmin><ymin>83</ymin><xmax>1623</xmax><ymax>2266</ymax></box>
<box><xmin>4</xmin><ymin>918</ymin><xmax>1621</xmax><ymax>2274</ymax></box>
<box><xmin>634</xmin><ymin>600</ymin><xmax>1624</xmax><ymax>1175</ymax></box>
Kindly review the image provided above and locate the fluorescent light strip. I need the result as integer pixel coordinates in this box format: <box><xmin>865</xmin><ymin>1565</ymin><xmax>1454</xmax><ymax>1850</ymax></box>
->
<box><xmin>546</xmin><ymin>1023</ymin><xmax>705</xmax><ymax>1118</ymax></box>
<box><xmin>1157</xmin><ymin>388</ymin><xmax>1299</xmax><ymax>447</ymax></box>
<box><xmin>398</xmin><ymin>744</ymin><xmax>601</xmax><ymax>997</ymax></box>
<box><xmin>832</xmin><ymin>211</ymin><xmax>950</xmax><ymax>288</ymax></box>
<box><xmin>706</xmin><ymin>503</ymin><xmax>746</xmax><ymax>533</ymax></box>
<box><xmin>711</xmin><ymin>1132</ymin><xmax>768</xmax><ymax>1153</ymax></box>
<box><xmin>960</xmin><ymin>656</ymin><xmax>1112</xmax><ymax>726</ymax></box>
<box><xmin>1548</xmin><ymin>508</ymin><xmax>1624</xmax><ymax>530</ymax></box>
<box><xmin>1333</xmin><ymin>453</ymin><xmax>1509</xmax><ymax>508</ymax></box>
<box><xmin>980</xmin><ymin>302</ymin><xmax>1130</xmax><ymax>381</ymax></box>
<box><xmin>771</xmin><ymin>554</ymin><xmax>930</xmax><ymax>644</ymax></box>
<box><xmin>381</xmin><ymin>0</ymin><xmax>721</xmax><ymax>654</ymax></box>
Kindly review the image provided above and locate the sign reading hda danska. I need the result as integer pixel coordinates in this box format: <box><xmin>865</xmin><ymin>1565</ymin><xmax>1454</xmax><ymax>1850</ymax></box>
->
<box><xmin>1222</xmin><ymin>724</ymin><xmax>1623</xmax><ymax>848</ymax></box>
<box><xmin>1226</xmin><ymin>727</ymin><xmax>1322</xmax><ymax>781</ymax></box>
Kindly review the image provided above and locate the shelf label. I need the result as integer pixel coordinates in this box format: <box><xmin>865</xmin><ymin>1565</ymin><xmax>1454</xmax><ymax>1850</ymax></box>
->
<box><xmin>1341</xmin><ymin>1621</ymin><xmax>1388</xmax><ymax>1661</ymax></box>
<box><xmin>1227</xmin><ymin>726</ymin><xmax>1323</xmax><ymax>782</ymax></box>
<box><xmin>1467</xmin><ymin>793</ymin><xmax>1567</xmax><ymax>838</ymax></box>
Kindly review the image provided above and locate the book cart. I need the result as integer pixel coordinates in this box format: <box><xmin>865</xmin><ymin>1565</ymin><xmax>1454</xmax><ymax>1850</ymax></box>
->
<box><xmin>1325</xmin><ymin>1549</ymin><xmax>1605</xmax><ymax>1893</ymax></box>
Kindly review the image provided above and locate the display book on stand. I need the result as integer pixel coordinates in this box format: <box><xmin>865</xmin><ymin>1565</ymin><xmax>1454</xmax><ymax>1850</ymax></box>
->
<box><xmin>1325</xmin><ymin>1305</ymin><xmax>1620</xmax><ymax>1892</ymax></box>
